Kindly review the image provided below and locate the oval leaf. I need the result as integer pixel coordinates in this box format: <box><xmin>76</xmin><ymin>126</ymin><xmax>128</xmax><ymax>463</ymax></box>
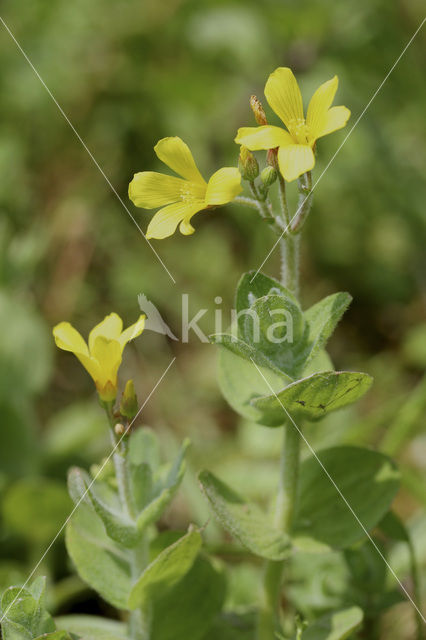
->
<box><xmin>252</xmin><ymin>371</ymin><xmax>373</xmax><ymax>426</ymax></box>
<box><xmin>199</xmin><ymin>471</ymin><xmax>291</xmax><ymax>561</ymax></box>
<box><xmin>128</xmin><ymin>527</ymin><xmax>202</xmax><ymax>609</ymax></box>
<box><xmin>293</xmin><ymin>446</ymin><xmax>400</xmax><ymax>550</ymax></box>
<box><xmin>66</xmin><ymin>505</ymin><xmax>132</xmax><ymax>609</ymax></box>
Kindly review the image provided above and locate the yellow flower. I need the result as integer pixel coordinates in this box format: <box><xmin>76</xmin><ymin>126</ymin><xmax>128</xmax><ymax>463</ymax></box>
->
<box><xmin>235</xmin><ymin>67</ymin><xmax>350</xmax><ymax>182</ymax></box>
<box><xmin>129</xmin><ymin>137</ymin><xmax>242</xmax><ymax>239</ymax></box>
<box><xmin>53</xmin><ymin>313</ymin><xmax>145</xmax><ymax>402</ymax></box>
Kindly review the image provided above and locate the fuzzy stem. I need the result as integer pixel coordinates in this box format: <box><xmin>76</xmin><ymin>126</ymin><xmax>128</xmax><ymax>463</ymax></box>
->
<box><xmin>290</xmin><ymin>171</ymin><xmax>313</xmax><ymax>234</ymax></box>
<box><xmin>257</xmin><ymin>181</ymin><xmax>303</xmax><ymax>637</ymax></box>
<box><xmin>233</xmin><ymin>195</ymin><xmax>261</xmax><ymax>210</ymax></box>
<box><xmin>257</xmin><ymin>426</ymin><xmax>301</xmax><ymax>640</ymax></box>
<box><xmin>103</xmin><ymin>403</ymin><xmax>150</xmax><ymax>640</ymax></box>
<box><xmin>278</xmin><ymin>174</ymin><xmax>300</xmax><ymax>296</ymax></box>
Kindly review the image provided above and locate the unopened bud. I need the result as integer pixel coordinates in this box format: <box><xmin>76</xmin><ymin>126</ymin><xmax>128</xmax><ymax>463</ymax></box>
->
<box><xmin>260</xmin><ymin>166</ymin><xmax>278</xmax><ymax>188</ymax></box>
<box><xmin>238</xmin><ymin>146</ymin><xmax>259</xmax><ymax>181</ymax></box>
<box><xmin>114</xmin><ymin>423</ymin><xmax>126</xmax><ymax>436</ymax></box>
<box><xmin>267</xmin><ymin>148</ymin><xmax>279</xmax><ymax>170</ymax></box>
<box><xmin>120</xmin><ymin>379</ymin><xmax>138</xmax><ymax>419</ymax></box>
<box><xmin>250</xmin><ymin>95</ymin><xmax>267</xmax><ymax>126</ymax></box>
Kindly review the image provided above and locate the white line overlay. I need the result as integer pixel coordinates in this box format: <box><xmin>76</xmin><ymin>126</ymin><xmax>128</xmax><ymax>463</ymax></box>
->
<box><xmin>251</xmin><ymin>15</ymin><xmax>426</xmax><ymax>282</ymax></box>
<box><xmin>0</xmin><ymin>15</ymin><xmax>176</xmax><ymax>285</ymax></box>
<box><xmin>0</xmin><ymin>357</ymin><xmax>176</xmax><ymax>624</ymax></box>
<box><xmin>250</xmin><ymin>358</ymin><xmax>426</xmax><ymax>624</ymax></box>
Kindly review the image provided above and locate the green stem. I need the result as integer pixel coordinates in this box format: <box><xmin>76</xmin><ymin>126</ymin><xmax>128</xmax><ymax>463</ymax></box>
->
<box><xmin>257</xmin><ymin>426</ymin><xmax>301</xmax><ymax>640</ymax></box>
<box><xmin>233</xmin><ymin>195</ymin><xmax>260</xmax><ymax>210</ymax></box>
<box><xmin>275</xmin><ymin>424</ymin><xmax>301</xmax><ymax>532</ymax></box>
<box><xmin>278</xmin><ymin>174</ymin><xmax>300</xmax><ymax>296</ymax></box>
<box><xmin>103</xmin><ymin>404</ymin><xmax>150</xmax><ymax>640</ymax></box>
<box><xmin>257</xmin><ymin>187</ymin><xmax>303</xmax><ymax>636</ymax></box>
<box><xmin>290</xmin><ymin>172</ymin><xmax>313</xmax><ymax>234</ymax></box>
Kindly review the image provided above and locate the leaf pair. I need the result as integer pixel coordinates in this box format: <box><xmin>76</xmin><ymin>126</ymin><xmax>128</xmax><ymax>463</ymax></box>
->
<box><xmin>67</xmin><ymin>429</ymin><xmax>189</xmax><ymax>548</ymax></box>
<box><xmin>199</xmin><ymin>446</ymin><xmax>400</xmax><ymax>558</ymax></box>
<box><xmin>213</xmin><ymin>271</ymin><xmax>372</xmax><ymax>426</ymax></box>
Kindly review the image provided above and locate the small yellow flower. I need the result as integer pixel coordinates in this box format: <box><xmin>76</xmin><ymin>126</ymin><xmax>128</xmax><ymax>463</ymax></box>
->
<box><xmin>129</xmin><ymin>137</ymin><xmax>242</xmax><ymax>239</ymax></box>
<box><xmin>235</xmin><ymin>67</ymin><xmax>350</xmax><ymax>182</ymax></box>
<box><xmin>53</xmin><ymin>313</ymin><xmax>145</xmax><ymax>402</ymax></box>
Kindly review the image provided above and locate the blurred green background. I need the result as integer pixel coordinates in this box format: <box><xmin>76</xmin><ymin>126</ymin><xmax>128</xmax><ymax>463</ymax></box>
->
<box><xmin>0</xmin><ymin>0</ymin><xmax>425</xmax><ymax>636</ymax></box>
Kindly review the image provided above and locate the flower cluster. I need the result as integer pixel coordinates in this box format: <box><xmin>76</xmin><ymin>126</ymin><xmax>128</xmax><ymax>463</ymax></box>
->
<box><xmin>129</xmin><ymin>67</ymin><xmax>350</xmax><ymax>238</ymax></box>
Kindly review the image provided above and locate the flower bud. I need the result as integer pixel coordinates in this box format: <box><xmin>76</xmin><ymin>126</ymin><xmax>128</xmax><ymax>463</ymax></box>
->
<box><xmin>267</xmin><ymin>148</ymin><xmax>279</xmax><ymax>169</ymax></box>
<box><xmin>238</xmin><ymin>146</ymin><xmax>259</xmax><ymax>181</ymax></box>
<box><xmin>119</xmin><ymin>379</ymin><xmax>138</xmax><ymax>419</ymax></box>
<box><xmin>260</xmin><ymin>166</ymin><xmax>278</xmax><ymax>188</ymax></box>
<box><xmin>114</xmin><ymin>422</ymin><xmax>126</xmax><ymax>436</ymax></box>
<box><xmin>250</xmin><ymin>95</ymin><xmax>267</xmax><ymax>126</ymax></box>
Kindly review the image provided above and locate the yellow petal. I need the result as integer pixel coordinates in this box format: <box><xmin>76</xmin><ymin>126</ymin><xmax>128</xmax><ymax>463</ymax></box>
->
<box><xmin>234</xmin><ymin>125</ymin><xmax>293</xmax><ymax>151</ymax></box>
<box><xmin>53</xmin><ymin>322</ymin><xmax>89</xmax><ymax>356</ymax></box>
<box><xmin>317</xmin><ymin>105</ymin><xmax>351</xmax><ymax>138</ymax></box>
<box><xmin>277</xmin><ymin>145</ymin><xmax>315</xmax><ymax>182</ymax></box>
<box><xmin>129</xmin><ymin>171</ymin><xmax>186</xmax><ymax>208</ymax></box>
<box><xmin>205</xmin><ymin>167</ymin><xmax>242</xmax><ymax>206</ymax></box>
<box><xmin>89</xmin><ymin>313</ymin><xmax>123</xmax><ymax>353</ymax></box>
<box><xmin>91</xmin><ymin>336</ymin><xmax>122</xmax><ymax>387</ymax></box>
<box><xmin>146</xmin><ymin>201</ymin><xmax>204</xmax><ymax>239</ymax></box>
<box><xmin>154</xmin><ymin>137</ymin><xmax>206</xmax><ymax>184</ymax></box>
<box><xmin>74</xmin><ymin>353</ymin><xmax>102</xmax><ymax>385</ymax></box>
<box><xmin>119</xmin><ymin>315</ymin><xmax>146</xmax><ymax>349</ymax></box>
<box><xmin>306</xmin><ymin>76</ymin><xmax>338</xmax><ymax>142</ymax></box>
<box><xmin>264</xmin><ymin>67</ymin><xmax>304</xmax><ymax>134</ymax></box>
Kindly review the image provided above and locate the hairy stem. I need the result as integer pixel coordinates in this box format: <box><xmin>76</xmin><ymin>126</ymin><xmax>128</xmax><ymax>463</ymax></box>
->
<box><xmin>257</xmin><ymin>181</ymin><xmax>303</xmax><ymax>636</ymax></box>
<box><xmin>103</xmin><ymin>404</ymin><xmax>150</xmax><ymax>640</ymax></box>
<box><xmin>233</xmin><ymin>195</ymin><xmax>260</xmax><ymax>210</ymax></box>
<box><xmin>278</xmin><ymin>174</ymin><xmax>300</xmax><ymax>296</ymax></box>
<box><xmin>275</xmin><ymin>424</ymin><xmax>301</xmax><ymax>532</ymax></box>
<box><xmin>290</xmin><ymin>171</ymin><xmax>313</xmax><ymax>234</ymax></box>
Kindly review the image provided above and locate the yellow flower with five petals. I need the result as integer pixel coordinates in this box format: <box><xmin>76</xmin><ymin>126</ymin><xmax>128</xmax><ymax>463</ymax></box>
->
<box><xmin>129</xmin><ymin>137</ymin><xmax>242</xmax><ymax>239</ymax></box>
<box><xmin>235</xmin><ymin>67</ymin><xmax>350</xmax><ymax>182</ymax></box>
<box><xmin>53</xmin><ymin>313</ymin><xmax>145</xmax><ymax>402</ymax></box>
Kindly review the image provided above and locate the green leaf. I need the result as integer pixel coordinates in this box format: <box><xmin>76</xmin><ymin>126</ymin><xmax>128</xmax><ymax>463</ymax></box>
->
<box><xmin>303</xmin><ymin>293</ymin><xmax>352</xmax><ymax>367</ymax></box>
<box><xmin>302</xmin><ymin>606</ymin><xmax>363</xmax><ymax>640</ymax></box>
<box><xmin>151</xmin><ymin>555</ymin><xmax>226</xmax><ymax>640</ymax></box>
<box><xmin>217</xmin><ymin>345</ymin><xmax>286</xmax><ymax>423</ymax></box>
<box><xmin>136</xmin><ymin>439</ymin><xmax>190</xmax><ymax>531</ymax></box>
<box><xmin>236</xmin><ymin>271</ymin><xmax>299</xmax><ymax>323</ymax></box>
<box><xmin>128</xmin><ymin>428</ymin><xmax>161</xmax><ymax>470</ymax></box>
<box><xmin>66</xmin><ymin>504</ymin><xmax>132</xmax><ymax>609</ymax></box>
<box><xmin>252</xmin><ymin>371</ymin><xmax>373</xmax><ymax>426</ymax></box>
<box><xmin>128</xmin><ymin>527</ymin><xmax>202</xmax><ymax>609</ymax></box>
<box><xmin>34</xmin><ymin>632</ymin><xmax>75</xmax><ymax>640</ymax></box>
<box><xmin>67</xmin><ymin>467</ymin><xmax>140</xmax><ymax>548</ymax></box>
<box><xmin>55</xmin><ymin>615</ymin><xmax>127</xmax><ymax>640</ymax></box>
<box><xmin>1</xmin><ymin>578</ymin><xmax>55</xmax><ymax>639</ymax></box>
<box><xmin>128</xmin><ymin>428</ymin><xmax>160</xmax><ymax>511</ymax></box>
<box><xmin>2</xmin><ymin>479</ymin><xmax>72</xmax><ymax>544</ymax></box>
<box><xmin>241</xmin><ymin>294</ymin><xmax>306</xmax><ymax>375</ymax></box>
<box><xmin>211</xmin><ymin>333</ymin><xmax>288</xmax><ymax>377</ymax></box>
<box><xmin>378</xmin><ymin>511</ymin><xmax>409</xmax><ymax>542</ymax></box>
<box><xmin>293</xmin><ymin>446</ymin><xmax>400</xmax><ymax>550</ymax></box>
<box><xmin>199</xmin><ymin>471</ymin><xmax>291</xmax><ymax>561</ymax></box>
